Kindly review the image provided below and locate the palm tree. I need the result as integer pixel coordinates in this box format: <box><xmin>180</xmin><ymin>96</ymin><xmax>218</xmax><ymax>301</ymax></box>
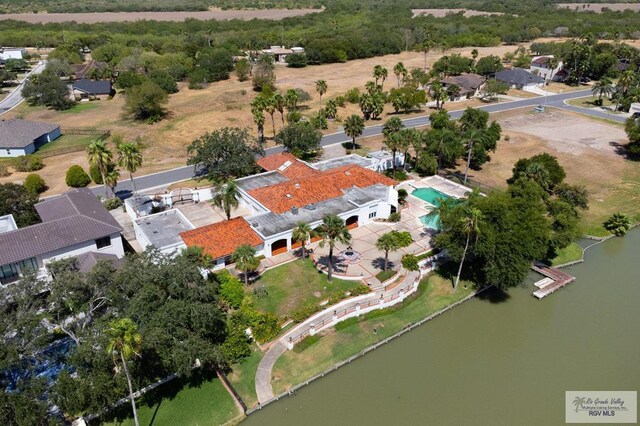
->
<box><xmin>315</xmin><ymin>80</ymin><xmax>327</xmax><ymax>101</ymax></box>
<box><xmin>419</xmin><ymin>38</ymin><xmax>435</xmax><ymax>71</ymax></box>
<box><xmin>316</xmin><ymin>214</ymin><xmax>351</xmax><ymax>281</ymax></box>
<box><xmin>325</xmin><ymin>99</ymin><xmax>338</xmax><ymax>119</ymax></box>
<box><xmin>454</xmin><ymin>207</ymin><xmax>482</xmax><ymax>289</ymax></box>
<box><xmin>524</xmin><ymin>162</ymin><xmax>552</xmax><ymax>191</ymax></box>
<box><xmin>572</xmin><ymin>396</ymin><xmax>586</xmax><ymax>413</ymax></box>
<box><xmin>384</xmin><ymin>131</ymin><xmax>403</xmax><ymax>175</ymax></box>
<box><xmin>232</xmin><ymin>244</ymin><xmax>260</xmax><ymax>286</ymax></box>
<box><xmin>292</xmin><ymin>222</ymin><xmax>314</xmax><ymax>259</ymax></box>
<box><xmin>471</xmin><ymin>48</ymin><xmax>479</xmax><ymax>61</ymax></box>
<box><xmin>212</xmin><ymin>179</ymin><xmax>239</xmax><ymax>220</ymax></box>
<box><xmin>87</xmin><ymin>140</ymin><xmax>113</xmax><ymax>198</ymax></box>
<box><xmin>603</xmin><ymin>212</ymin><xmax>631</xmax><ymax>236</ymax></box>
<box><xmin>104</xmin><ymin>168</ymin><xmax>120</xmax><ymax>197</ymax></box>
<box><xmin>376</xmin><ymin>232</ymin><xmax>399</xmax><ymax>272</ymax></box>
<box><xmin>429</xmin><ymin>127</ymin><xmax>458</xmax><ymax>174</ymax></box>
<box><xmin>393</xmin><ymin>62</ymin><xmax>407</xmax><ymax>87</ymax></box>
<box><xmin>117</xmin><ymin>142</ymin><xmax>142</xmax><ymax>199</ymax></box>
<box><xmin>284</xmin><ymin>88</ymin><xmax>299</xmax><ymax>110</ymax></box>
<box><xmin>430</xmin><ymin>81</ymin><xmax>446</xmax><ymax>110</ymax></box>
<box><xmin>398</xmin><ymin>128</ymin><xmax>417</xmax><ymax>171</ymax></box>
<box><xmin>263</xmin><ymin>97</ymin><xmax>277</xmax><ymax>137</ymax></box>
<box><xmin>106</xmin><ymin>318</ymin><xmax>142</xmax><ymax>426</ymax></box>
<box><xmin>382</xmin><ymin>116</ymin><xmax>404</xmax><ymax>137</ymax></box>
<box><xmin>344</xmin><ymin>114</ymin><xmax>365</xmax><ymax>150</ymax></box>
<box><xmin>462</xmin><ymin>129</ymin><xmax>491</xmax><ymax>184</ymax></box>
<box><xmin>615</xmin><ymin>70</ymin><xmax>636</xmax><ymax>111</ymax></box>
<box><xmin>273</xmin><ymin>93</ymin><xmax>286</xmax><ymax>125</ymax></box>
<box><xmin>592</xmin><ymin>77</ymin><xmax>613</xmax><ymax>103</ymax></box>
<box><xmin>372</xmin><ymin>65</ymin><xmax>385</xmax><ymax>88</ymax></box>
<box><xmin>252</xmin><ymin>108</ymin><xmax>265</xmax><ymax>143</ymax></box>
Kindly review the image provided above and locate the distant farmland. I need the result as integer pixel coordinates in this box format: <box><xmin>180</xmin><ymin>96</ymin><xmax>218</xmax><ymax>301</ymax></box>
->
<box><xmin>0</xmin><ymin>8</ymin><xmax>321</xmax><ymax>23</ymax></box>
<box><xmin>411</xmin><ymin>8</ymin><xmax>507</xmax><ymax>18</ymax></box>
<box><xmin>556</xmin><ymin>3</ymin><xmax>640</xmax><ymax>13</ymax></box>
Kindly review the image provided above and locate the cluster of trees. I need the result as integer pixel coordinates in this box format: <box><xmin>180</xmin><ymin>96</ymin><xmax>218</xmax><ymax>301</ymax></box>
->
<box><xmin>0</xmin><ymin>247</ymin><xmax>267</xmax><ymax>423</ymax></box>
<box><xmin>432</xmin><ymin>152</ymin><xmax>588</xmax><ymax>289</ymax></box>
<box><xmin>23</xmin><ymin>68</ymin><xmax>76</xmax><ymax>111</ymax></box>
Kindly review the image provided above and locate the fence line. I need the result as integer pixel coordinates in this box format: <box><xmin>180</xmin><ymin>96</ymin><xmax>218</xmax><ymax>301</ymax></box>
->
<box><xmin>246</xmin><ymin>285</ymin><xmax>488</xmax><ymax>415</ymax></box>
<box><xmin>39</xmin><ymin>129</ymin><xmax>111</xmax><ymax>158</ymax></box>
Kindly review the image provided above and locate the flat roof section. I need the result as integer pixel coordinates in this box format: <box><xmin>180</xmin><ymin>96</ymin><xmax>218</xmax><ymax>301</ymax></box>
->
<box><xmin>312</xmin><ymin>154</ymin><xmax>374</xmax><ymax>171</ymax></box>
<box><xmin>134</xmin><ymin>209</ymin><xmax>195</xmax><ymax>250</ymax></box>
<box><xmin>236</xmin><ymin>171</ymin><xmax>289</xmax><ymax>191</ymax></box>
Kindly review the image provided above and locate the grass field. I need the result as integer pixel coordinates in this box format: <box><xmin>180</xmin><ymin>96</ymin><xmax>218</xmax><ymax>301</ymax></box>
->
<box><xmin>270</xmin><ymin>271</ymin><xmax>474</xmax><ymax>395</ymax></box>
<box><xmin>551</xmin><ymin>242</ymin><xmax>583</xmax><ymax>266</ymax></box>
<box><xmin>60</xmin><ymin>102</ymin><xmax>100</xmax><ymax>114</ymax></box>
<box><xmin>37</xmin><ymin>134</ymin><xmax>96</xmax><ymax>154</ymax></box>
<box><xmin>100</xmin><ymin>371</ymin><xmax>242</xmax><ymax>426</ymax></box>
<box><xmin>249</xmin><ymin>259</ymin><xmax>363</xmax><ymax>318</ymax></box>
<box><xmin>226</xmin><ymin>346</ymin><xmax>262</xmax><ymax>409</ymax></box>
<box><xmin>566</xmin><ymin>96</ymin><xmax>616</xmax><ymax>109</ymax></box>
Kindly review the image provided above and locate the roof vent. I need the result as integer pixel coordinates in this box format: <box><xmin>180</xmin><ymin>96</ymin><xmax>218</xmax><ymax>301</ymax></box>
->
<box><xmin>294</xmin><ymin>182</ymin><xmax>300</xmax><ymax>188</ymax></box>
<box><xmin>251</xmin><ymin>221</ymin><xmax>260</xmax><ymax>227</ymax></box>
<box><xmin>345</xmin><ymin>171</ymin><xmax>351</xmax><ymax>176</ymax></box>
<box><xmin>286</xmin><ymin>194</ymin><xmax>292</xmax><ymax>199</ymax></box>
<box><xmin>305</xmin><ymin>204</ymin><xmax>316</xmax><ymax>210</ymax></box>
<box><xmin>291</xmin><ymin>207</ymin><xmax>299</xmax><ymax>215</ymax></box>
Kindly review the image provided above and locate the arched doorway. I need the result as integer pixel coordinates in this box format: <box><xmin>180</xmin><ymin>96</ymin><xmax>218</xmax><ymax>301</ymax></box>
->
<box><xmin>271</xmin><ymin>239</ymin><xmax>288</xmax><ymax>256</ymax></box>
<box><xmin>345</xmin><ymin>215</ymin><xmax>359</xmax><ymax>229</ymax></box>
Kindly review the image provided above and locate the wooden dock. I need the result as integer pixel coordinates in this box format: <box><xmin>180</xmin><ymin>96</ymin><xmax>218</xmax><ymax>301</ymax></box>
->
<box><xmin>531</xmin><ymin>262</ymin><xmax>576</xmax><ymax>299</ymax></box>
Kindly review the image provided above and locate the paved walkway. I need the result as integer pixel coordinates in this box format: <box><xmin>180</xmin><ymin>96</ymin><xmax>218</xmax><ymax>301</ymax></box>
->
<box><xmin>254</xmin><ymin>268</ymin><xmax>421</xmax><ymax>404</ymax></box>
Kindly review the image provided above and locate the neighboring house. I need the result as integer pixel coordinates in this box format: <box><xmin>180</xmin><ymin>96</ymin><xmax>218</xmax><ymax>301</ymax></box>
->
<box><xmin>70</xmin><ymin>59</ymin><xmax>109</xmax><ymax>80</ymax></box>
<box><xmin>261</xmin><ymin>46</ymin><xmax>305</xmax><ymax>63</ymax></box>
<box><xmin>493</xmin><ymin>68</ymin><xmax>545</xmax><ymax>89</ymax></box>
<box><xmin>440</xmin><ymin>73</ymin><xmax>487</xmax><ymax>101</ymax></box>
<box><xmin>629</xmin><ymin>103</ymin><xmax>640</xmax><ymax>116</ymax></box>
<box><xmin>179</xmin><ymin>152</ymin><xmax>398</xmax><ymax>268</ymax></box>
<box><xmin>366</xmin><ymin>150</ymin><xmax>405</xmax><ymax>172</ymax></box>
<box><xmin>0</xmin><ymin>188</ymin><xmax>125</xmax><ymax>284</ymax></box>
<box><xmin>133</xmin><ymin>209</ymin><xmax>195</xmax><ymax>255</ymax></box>
<box><xmin>0</xmin><ymin>48</ymin><xmax>26</xmax><ymax>60</ymax></box>
<box><xmin>0</xmin><ymin>119</ymin><xmax>61</xmax><ymax>157</ymax></box>
<box><xmin>529</xmin><ymin>55</ymin><xmax>564</xmax><ymax>82</ymax></box>
<box><xmin>70</xmin><ymin>79</ymin><xmax>113</xmax><ymax>101</ymax></box>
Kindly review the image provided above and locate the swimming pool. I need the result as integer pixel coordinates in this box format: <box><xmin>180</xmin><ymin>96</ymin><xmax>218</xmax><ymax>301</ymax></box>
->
<box><xmin>419</xmin><ymin>213</ymin><xmax>441</xmax><ymax>230</ymax></box>
<box><xmin>411</xmin><ymin>187</ymin><xmax>452</xmax><ymax>207</ymax></box>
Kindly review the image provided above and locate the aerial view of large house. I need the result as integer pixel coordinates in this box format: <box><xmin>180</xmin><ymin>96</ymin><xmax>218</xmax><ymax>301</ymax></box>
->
<box><xmin>529</xmin><ymin>55</ymin><xmax>564</xmax><ymax>82</ymax></box>
<box><xmin>493</xmin><ymin>68</ymin><xmax>545</xmax><ymax>89</ymax></box>
<box><xmin>70</xmin><ymin>59</ymin><xmax>109</xmax><ymax>80</ymax></box>
<box><xmin>261</xmin><ymin>45</ymin><xmax>305</xmax><ymax>63</ymax></box>
<box><xmin>0</xmin><ymin>119</ymin><xmax>61</xmax><ymax>157</ymax></box>
<box><xmin>0</xmin><ymin>188</ymin><xmax>124</xmax><ymax>284</ymax></box>
<box><xmin>143</xmin><ymin>153</ymin><xmax>400</xmax><ymax>268</ymax></box>
<box><xmin>70</xmin><ymin>79</ymin><xmax>114</xmax><ymax>100</ymax></box>
<box><xmin>0</xmin><ymin>47</ymin><xmax>25</xmax><ymax>60</ymax></box>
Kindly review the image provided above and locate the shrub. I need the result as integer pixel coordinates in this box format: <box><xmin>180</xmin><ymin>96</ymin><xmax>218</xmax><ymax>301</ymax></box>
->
<box><xmin>293</xmin><ymin>334</ymin><xmax>320</xmax><ymax>353</ymax></box>
<box><xmin>24</xmin><ymin>174</ymin><xmax>46</xmax><ymax>194</ymax></box>
<box><xmin>221</xmin><ymin>325</ymin><xmax>252</xmax><ymax>363</ymax></box>
<box><xmin>89</xmin><ymin>163</ymin><xmax>103</xmax><ymax>184</ymax></box>
<box><xmin>398</xmin><ymin>188</ymin><xmax>408</xmax><ymax>205</ymax></box>
<box><xmin>286</xmin><ymin>110</ymin><xmax>302</xmax><ymax>123</ymax></box>
<box><xmin>102</xmin><ymin>197</ymin><xmax>122</xmax><ymax>210</ymax></box>
<box><xmin>216</xmin><ymin>270</ymin><xmax>245</xmax><ymax>309</ymax></box>
<box><xmin>0</xmin><ymin>164</ymin><xmax>10</xmax><ymax>177</ymax></box>
<box><xmin>603</xmin><ymin>212</ymin><xmax>631</xmax><ymax>236</ymax></box>
<box><xmin>415</xmin><ymin>152</ymin><xmax>438</xmax><ymax>176</ymax></box>
<box><xmin>292</xmin><ymin>303</ymin><xmax>322</xmax><ymax>323</ymax></box>
<box><xmin>346</xmin><ymin>87</ymin><xmax>361</xmax><ymax>103</ymax></box>
<box><xmin>401</xmin><ymin>254</ymin><xmax>419</xmax><ymax>271</ymax></box>
<box><xmin>13</xmin><ymin>154</ymin><xmax>44</xmax><ymax>172</ymax></box>
<box><xmin>388</xmin><ymin>212</ymin><xmax>401</xmax><ymax>222</ymax></box>
<box><xmin>285</xmin><ymin>53</ymin><xmax>308</xmax><ymax>68</ymax></box>
<box><xmin>250</xmin><ymin>311</ymin><xmax>280</xmax><ymax>343</ymax></box>
<box><xmin>334</xmin><ymin>317</ymin><xmax>359</xmax><ymax>331</ymax></box>
<box><xmin>334</xmin><ymin>95</ymin><xmax>346</xmax><ymax>107</ymax></box>
<box><xmin>350</xmin><ymin>284</ymin><xmax>371</xmax><ymax>296</ymax></box>
<box><xmin>384</xmin><ymin>169</ymin><xmax>408</xmax><ymax>181</ymax></box>
<box><xmin>65</xmin><ymin>165</ymin><xmax>91</xmax><ymax>187</ymax></box>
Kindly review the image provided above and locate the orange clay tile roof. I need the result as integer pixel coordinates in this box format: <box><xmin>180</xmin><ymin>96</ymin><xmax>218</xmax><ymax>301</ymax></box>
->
<box><xmin>256</xmin><ymin>152</ymin><xmax>319</xmax><ymax>179</ymax></box>
<box><xmin>180</xmin><ymin>217</ymin><xmax>262</xmax><ymax>260</ymax></box>
<box><xmin>248</xmin><ymin>165</ymin><xmax>397</xmax><ymax>214</ymax></box>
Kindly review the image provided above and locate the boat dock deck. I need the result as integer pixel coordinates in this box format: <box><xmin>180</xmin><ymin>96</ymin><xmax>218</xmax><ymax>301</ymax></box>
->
<box><xmin>531</xmin><ymin>262</ymin><xmax>576</xmax><ymax>299</ymax></box>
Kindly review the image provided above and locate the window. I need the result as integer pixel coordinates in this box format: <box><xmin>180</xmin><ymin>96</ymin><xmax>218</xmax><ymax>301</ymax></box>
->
<box><xmin>368</xmin><ymin>212</ymin><xmax>377</xmax><ymax>219</ymax></box>
<box><xmin>18</xmin><ymin>257</ymin><xmax>38</xmax><ymax>273</ymax></box>
<box><xmin>96</xmin><ymin>236</ymin><xmax>111</xmax><ymax>249</ymax></box>
<box><xmin>0</xmin><ymin>263</ymin><xmax>19</xmax><ymax>284</ymax></box>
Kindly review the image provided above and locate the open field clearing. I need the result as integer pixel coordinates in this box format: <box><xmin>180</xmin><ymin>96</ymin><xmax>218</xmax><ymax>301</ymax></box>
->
<box><xmin>411</xmin><ymin>8</ymin><xmax>507</xmax><ymax>18</ymax></box>
<box><xmin>557</xmin><ymin>3</ymin><xmax>640</xmax><ymax>13</ymax></box>
<box><xmin>0</xmin><ymin>8</ymin><xmax>321</xmax><ymax>23</ymax></box>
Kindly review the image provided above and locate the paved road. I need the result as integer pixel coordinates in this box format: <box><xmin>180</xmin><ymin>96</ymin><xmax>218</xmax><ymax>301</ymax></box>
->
<box><xmin>0</xmin><ymin>60</ymin><xmax>46</xmax><ymax>115</ymax></box>
<box><xmin>95</xmin><ymin>88</ymin><xmax>626</xmax><ymax>197</ymax></box>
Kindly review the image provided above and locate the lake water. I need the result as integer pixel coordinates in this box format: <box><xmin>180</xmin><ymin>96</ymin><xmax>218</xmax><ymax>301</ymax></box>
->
<box><xmin>244</xmin><ymin>230</ymin><xmax>640</xmax><ymax>425</ymax></box>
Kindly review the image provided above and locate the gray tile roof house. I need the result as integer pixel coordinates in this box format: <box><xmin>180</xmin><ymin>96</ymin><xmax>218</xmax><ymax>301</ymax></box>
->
<box><xmin>0</xmin><ymin>188</ymin><xmax>123</xmax><ymax>266</ymax></box>
<box><xmin>71</xmin><ymin>79</ymin><xmax>112</xmax><ymax>96</ymax></box>
<box><xmin>493</xmin><ymin>68</ymin><xmax>545</xmax><ymax>88</ymax></box>
<box><xmin>0</xmin><ymin>119</ymin><xmax>60</xmax><ymax>149</ymax></box>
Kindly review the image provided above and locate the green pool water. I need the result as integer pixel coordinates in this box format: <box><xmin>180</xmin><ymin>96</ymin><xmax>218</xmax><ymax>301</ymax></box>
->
<box><xmin>419</xmin><ymin>213</ymin><xmax>440</xmax><ymax>230</ymax></box>
<box><xmin>411</xmin><ymin>187</ymin><xmax>452</xmax><ymax>207</ymax></box>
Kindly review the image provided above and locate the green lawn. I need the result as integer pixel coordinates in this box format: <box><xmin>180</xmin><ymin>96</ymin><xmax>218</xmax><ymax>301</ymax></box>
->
<box><xmin>551</xmin><ymin>242</ymin><xmax>583</xmax><ymax>266</ymax></box>
<box><xmin>226</xmin><ymin>346</ymin><xmax>262</xmax><ymax>409</ymax></box>
<box><xmin>566</xmin><ymin>96</ymin><xmax>616</xmax><ymax>110</ymax></box>
<box><xmin>270</xmin><ymin>271</ymin><xmax>474</xmax><ymax>395</ymax></box>
<box><xmin>37</xmin><ymin>134</ymin><xmax>96</xmax><ymax>154</ymax></box>
<box><xmin>249</xmin><ymin>259</ymin><xmax>364</xmax><ymax>318</ymax></box>
<box><xmin>100</xmin><ymin>371</ymin><xmax>243</xmax><ymax>426</ymax></box>
<box><xmin>60</xmin><ymin>102</ymin><xmax>100</xmax><ymax>114</ymax></box>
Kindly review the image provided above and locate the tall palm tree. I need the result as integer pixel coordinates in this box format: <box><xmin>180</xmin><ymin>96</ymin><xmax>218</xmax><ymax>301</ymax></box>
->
<box><xmin>212</xmin><ymin>179</ymin><xmax>239</xmax><ymax>220</ymax></box>
<box><xmin>376</xmin><ymin>231</ymin><xmax>410</xmax><ymax>271</ymax></box>
<box><xmin>232</xmin><ymin>244</ymin><xmax>260</xmax><ymax>286</ymax></box>
<box><xmin>393</xmin><ymin>62</ymin><xmax>407</xmax><ymax>87</ymax></box>
<box><xmin>454</xmin><ymin>207</ymin><xmax>482</xmax><ymax>289</ymax></box>
<box><xmin>315</xmin><ymin>80</ymin><xmax>327</xmax><ymax>101</ymax></box>
<box><xmin>106</xmin><ymin>318</ymin><xmax>142</xmax><ymax>426</ymax></box>
<box><xmin>373</xmin><ymin>65</ymin><xmax>388</xmax><ymax>89</ymax></box>
<box><xmin>87</xmin><ymin>140</ymin><xmax>113</xmax><ymax>198</ymax></box>
<box><xmin>344</xmin><ymin>114</ymin><xmax>365</xmax><ymax>150</ymax></box>
<box><xmin>252</xmin><ymin>108</ymin><xmax>265</xmax><ymax>143</ymax></box>
<box><xmin>430</xmin><ymin>81</ymin><xmax>446</xmax><ymax>110</ymax></box>
<box><xmin>272</xmin><ymin>93</ymin><xmax>286</xmax><ymax>125</ymax></box>
<box><xmin>615</xmin><ymin>70</ymin><xmax>636</xmax><ymax>111</ymax></box>
<box><xmin>591</xmin><ymin>77</ymin><xmax>613</xmax><ymax>103</ymax></box>
<box><xmin>428</xmin><ymin>127</ymin><xmax>458</xmax><ymax>174</ymax></box>
<box><xmin>263</xmin><ymin>97</ymin><xmax>277</xmax><ymax>137</ymax></box>
<box><xmin>384</xmin><ymin>131</ymin><xmax>403</xmax><ymax>175</ymax></box>
<box><xmin>462</xmin><ymin>129</ymin><xmax>491</xmax><ymax>184</ymax></box>
<box><xmin>316</xmin><ymin>214</ymin><xmax>351</xmax><ymax>281</ymax></box>
<box><xmin>419</xmin><ymin>38</ymin><xmax>435</xmax><ymax>71</ymax></box>
<box><xmin>104</xmin><ymin>168</ymin><xmax>120</xmax><ymax>197</ymax></box>
<box><xmin>117</xmin><ymin>142</ymin><xmax>142</xmax><ymax>199</ymax></box>
<box><xmin>284</xmin><ymin>88</ymin><xmax>299</xmax><ymax>110</ymax></box>
<box><xmin>325</xmin><ymin>99</ymin><xmax>338</xmax><ymax>119</ymax></box>
<box><xmin>292</xmin><ymin>222</ymin><xmax>314</xmax><ymax>259</ymax></box>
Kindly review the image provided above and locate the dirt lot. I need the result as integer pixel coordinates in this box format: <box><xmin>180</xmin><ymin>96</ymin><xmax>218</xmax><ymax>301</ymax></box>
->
<box><xmin>0</xmin><ymin>8</ymin><xmax>321</xmax><ymax>23</ymax></box>
<box><xmin>411</xmin><ymin>8</ymin><xmax>506</xmax><ymax>17</ymax></box>
<box><xmin>556</xmin><ymin>3</ymin><xmax>640</xmax><ymax>13</ymax></box>
<box><xmin>465</xmin><ymin>108</ymin><xmax>639</xmax><ymax>230</ymax></box>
